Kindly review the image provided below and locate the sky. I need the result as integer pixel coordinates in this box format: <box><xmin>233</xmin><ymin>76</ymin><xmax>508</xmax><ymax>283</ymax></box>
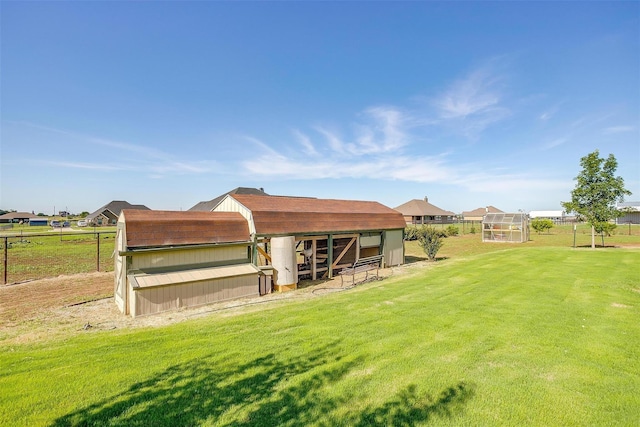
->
<box><xmin>1</xmin><ymin>1</ymin><xmax>639</xmax><ymax>215</ymax></box>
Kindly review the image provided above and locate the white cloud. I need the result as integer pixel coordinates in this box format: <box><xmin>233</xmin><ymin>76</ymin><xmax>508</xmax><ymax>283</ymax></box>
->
<box><xmin>602</xmin><ymin>125</ymin><xmax>635</xmax><ymax>134</ymax></box>
<box><xmin>40</xmin><ymin>160</ymin><xmax>127</xmax><ymax>171</ymax></box>
<box><xmin>15</xmin><ymin>122</ymin><xmax>218</xmax><ymax>177</ymax></box>
<box><xmin>541</xmin><ymin>137</ymin><xmax>568</xmax><ymax>150</ymax></box>
<box><xmin>431</xmin><ymin>66</ymin><xmax>510</xmax><ymax>138</ymax></box>
<box><xmin>292</xmin><ymin>129</ymin><xmax>318</xmax><ymax>156</ymax></box>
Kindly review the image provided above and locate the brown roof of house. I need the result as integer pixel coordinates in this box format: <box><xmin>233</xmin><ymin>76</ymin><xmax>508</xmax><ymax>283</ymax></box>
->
<box><xmin>393</xmin><ymin>199</ymin><xmax>455</xmax><ymax>217</ymax></box>
<box><xmin>121</xmin><ymin>210</ymin><xmax>250</xmax><ymax>248</ymax></box>
<box><xmin>0</xmin><ymin>211</ymin><xmax>39</xmax><ymax>220</ymax></box>
<box><xmin>229</xmin><ymin>194</ymin><xmax>406</xmax><ymax>235</ymax></box>
<box><xmin>461</xmin><ymin>206</ymin><xmax>503</xmax><ymax>217</ymax></box>
<box><xmin>87</xmin><ymin>201</ymin><xmax>150</xmax><ymax>221</ymax></box>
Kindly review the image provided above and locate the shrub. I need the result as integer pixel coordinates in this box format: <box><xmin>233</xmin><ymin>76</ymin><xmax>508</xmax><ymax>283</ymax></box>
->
<box><xmin>594</xmin><ymin>221</ymin><xmax>617</xmax><ymax>237</ymax></box>
<box><xmin>404</xmin><ymin>225</ymin><xmax>420</xmax><ymax>241</ymax></box>
<box><xmin>531</xmin><ymin>218</ymin><xmax>554</xmax><ymax>234</ymax></box>
<box><xmin>445</xmin><ymin>225</ymin><xmax>459</xmax><ymax>236</ymax></box>
<box><xmin>418</xmin><ymin>227</ymin><xmax>444</xmax><ymax>261</ymax></box>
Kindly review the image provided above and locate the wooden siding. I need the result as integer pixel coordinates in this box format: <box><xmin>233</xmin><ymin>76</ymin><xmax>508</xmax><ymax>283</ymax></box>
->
<box><xmin>131</xmin><ymin>264</ymin><xmax>259</xmax><ymax>288</ymax></box>
<box><xmin>383</xmin><ymin>229</ymin><xmax>404</xmax><ymax>267</ymax></box>
<box><xmin>213</xmin><ymin>196</ymin><xmax>256</xmax><ymax>234</ymax></box>
<box><xmin>132</xmin><ymin>273</ymin><xmax>259</xmax><ymax>317</ymax></box>
<box><xmin>131</xmin><ymin>245</ymin><xmax>247</xmax><ymax>271</ymax></box>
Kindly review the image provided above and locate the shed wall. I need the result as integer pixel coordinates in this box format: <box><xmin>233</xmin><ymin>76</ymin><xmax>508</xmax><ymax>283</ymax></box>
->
<box><xmin>130</xmin><ymin>245</ymin><xmax>248</xmax><ymax>271</ymax></box>
<box><xmin>383</xmin><ymin>229</ymin><xmax>404</xmax><ymax>267</ymax></box>
<box><xmin>214</xmin><ymin>197</ymin><xmax>255</xmax><ymax>234</ymax></box>
<box><xmin>132</xmin><ymin>274</ymin><xmax>259</xmax><ymax>317</ymax></box>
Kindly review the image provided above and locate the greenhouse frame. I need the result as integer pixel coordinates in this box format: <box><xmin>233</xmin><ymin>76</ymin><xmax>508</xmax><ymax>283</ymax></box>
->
<box><xmin>482</xmin><ymin>213</ymin><xmax>530</xmax><ymax>243</ymax></box>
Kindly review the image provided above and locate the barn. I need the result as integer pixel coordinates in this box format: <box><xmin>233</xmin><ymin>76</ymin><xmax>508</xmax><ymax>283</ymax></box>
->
<box><xmin>114</xmin><ymin>210</ymin><xmax>261</xmax><ymax>317</ymax></box>
<box><xmin>213</xmin><ymin>194</ymin><xmax>406</xmax><ymax>291</ymax></box>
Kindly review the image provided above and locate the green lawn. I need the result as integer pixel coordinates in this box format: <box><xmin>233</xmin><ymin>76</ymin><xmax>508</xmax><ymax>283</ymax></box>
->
<box><xmin>1</xmin><ymin>245</ymin><xmax>639</xmax><ymax>426</ymax></box>
<box><xmin>1</xmin><ymin>231</ymin><xmax>115</xmax><ymax>283</ymax></box>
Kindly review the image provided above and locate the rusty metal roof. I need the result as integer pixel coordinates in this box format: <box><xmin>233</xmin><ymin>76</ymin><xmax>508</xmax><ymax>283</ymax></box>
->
<box><xmin>230</xmin><ymin>194</ymin><xmax>406</xmax><ymax>235</ymax></box>
<box><xmin>121</xmin><ymin>210</ymin><xmax>250</xmax><ymax>248</ymax></box>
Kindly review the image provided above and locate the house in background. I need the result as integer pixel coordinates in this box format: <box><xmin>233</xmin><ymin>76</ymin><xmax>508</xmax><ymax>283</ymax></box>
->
<box><xmin>86</xmin><ymin>201</ymin><xmax>150</xmax><ymax>226</ymax></box>
<box><xmin>394</xmin><ymin>197</ymin><xmax>456</xmax><ymax>225</ymax></box>
<box><xmin>0</xmin><ymin>212</ymin><xmax>38</xmax><ymax>224</ymax></box>
<box><xmin>461</xmin><ymin>206</ymin><xmax>503</xmax><ymax>222</ymax></box>
<box><xmin>616</xmin><ymin>201</ymin><xmax>640</xmax><ymax>224</ymax></box>
<box><xmin>189</xmin><ymin>187</ymin><xmax>268</xmax><ymax>211</ymax></box>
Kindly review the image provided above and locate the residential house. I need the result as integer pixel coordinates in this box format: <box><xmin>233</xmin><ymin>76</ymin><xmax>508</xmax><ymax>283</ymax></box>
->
<box><xmin>86</xmin><ymin>201</ymin><xmax>150</xmax><ymax>226</ymax></box>
<box><xmin>394</xmin><ymin>197</ymin><xmax>456</xmax><ymax>225</ymax></box>
<box><xmin>461</xmin><ymin>206</ymin><xmax>503</xmax><ymax>222</ymax></box>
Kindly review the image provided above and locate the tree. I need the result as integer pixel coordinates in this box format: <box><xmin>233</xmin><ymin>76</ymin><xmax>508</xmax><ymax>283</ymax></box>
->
<box><xmin>418</xmin><ymin>227</ymin><xmax>444</xmax><ymax>261</ymax></box>
<box><xmin>562</xmin><ymin>150</ymin><xmax>631</xmax><ymax>249</ymax></box>
<box><xmin>531</xmin><ymin>218</ymin><xmax>554</xmax><ymax>234</ymax></box>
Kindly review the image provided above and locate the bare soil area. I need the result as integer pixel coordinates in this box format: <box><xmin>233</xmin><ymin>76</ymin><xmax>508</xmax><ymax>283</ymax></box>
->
<box><xmin>0</xmin><ymin>265</ymin><xmax>417</xmax><ymax>345</ymax></box>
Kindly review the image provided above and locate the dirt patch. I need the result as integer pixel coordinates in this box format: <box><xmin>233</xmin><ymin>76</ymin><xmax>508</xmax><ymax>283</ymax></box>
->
<box><xmin>0</xmin><ymin>272</ymin><xmax>113</xmax><ymax>323</ymax></box>
<box><xmin>1</xmin><ymin>263</ymin><xmax>422</xmax><ymax>345</ymax></box>
<box><xmin>611</xmin><ymin>302</ymin><xmax>632</xmax><ymax>308</ymax></box>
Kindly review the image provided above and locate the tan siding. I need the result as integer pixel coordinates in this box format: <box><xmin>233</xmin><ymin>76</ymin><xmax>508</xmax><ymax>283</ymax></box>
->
<box><xmin>131</xmin><ymin>245</ymin><xmax>247</xmax><ymax>271</ymax></box>
<box><xmin>132</xmin><ymin>274</ymin><xmax>258</xmax><ymax>317</ymax></box>
<box><xmin>383</xmin><ymin>229</ymin><xmax>404</xmax><ymax>267</ymax></box>
<box><xmin>213</xmin><ymin>196</ymin><xmax>256</xmax><ymax>234</ymax></box>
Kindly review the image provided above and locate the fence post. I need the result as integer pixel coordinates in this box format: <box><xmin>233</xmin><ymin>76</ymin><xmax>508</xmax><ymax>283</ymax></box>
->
<box><xmin>3</xmin><ymin>237</ymin><xmax>7</xmax><ymax>285</ymax></box>
<box><xmin>97</xmin><ymin>232</ymin><xmax>100</xmax><ymax>272</ymax></box>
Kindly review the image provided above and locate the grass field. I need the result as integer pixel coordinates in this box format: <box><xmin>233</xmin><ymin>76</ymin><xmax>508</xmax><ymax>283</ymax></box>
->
<box><xmin>1</xmin><ymin>237</ymin><xmax>638</xmax><ymax>425</ymax></box>
<box><xmin>1</xmin><ymin>231</ymin><xmax>116</xmax><ymax>283</ymax></box>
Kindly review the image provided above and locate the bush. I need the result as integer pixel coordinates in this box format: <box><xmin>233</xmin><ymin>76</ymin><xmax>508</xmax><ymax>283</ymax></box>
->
<box><xmin>531</xmin><ymin>218</ymin><xmax>554</xmax><ymax>234</ymax></box>
<box><xmin>594</xmin><ymin>221</ymin><xmax>617</xmax><ymax>237</ymax></box>
<box><xmin>405</xmin><ymin>225</ymin><xmax>454</xmax><ymax>241</ymax></box>
<box><xmin>445</xmin><ymin>225</ymin><xmax>459</xmax><ymax>236</ymax></box>
<box><xmin>404</xmin><ymin>225</ymin><xmax>420</xmax><ymax>241</ymax></box>
<box><xmin>418</xmin><ymin>227</ymin><xmax>444</xmax><ymax>261</ymax></box>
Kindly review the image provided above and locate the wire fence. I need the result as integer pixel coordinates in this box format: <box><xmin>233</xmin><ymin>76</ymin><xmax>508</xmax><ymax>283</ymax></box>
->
<box><xmin>1</xmin><ymin>231</ymin><xmax>116</xmax><ymax>285</ymax></box>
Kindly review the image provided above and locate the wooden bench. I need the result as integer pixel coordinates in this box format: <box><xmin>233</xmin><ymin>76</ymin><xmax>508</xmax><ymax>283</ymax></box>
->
<box><xmin>338</xmin><ymin>255</ymin><xmax>384</xmax><ymax>286</ymax></box>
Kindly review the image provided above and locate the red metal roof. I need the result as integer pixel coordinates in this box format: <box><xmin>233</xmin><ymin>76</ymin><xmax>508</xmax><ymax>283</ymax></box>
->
<box><xmin>230</xmin><ymin>194</ymin><xmax>406</xmax><ymax>235</ymax></box>
<box><xmin>121</xmin><ymin>210</ymin><xmax>250</xmax><ymax>248</ymax></box>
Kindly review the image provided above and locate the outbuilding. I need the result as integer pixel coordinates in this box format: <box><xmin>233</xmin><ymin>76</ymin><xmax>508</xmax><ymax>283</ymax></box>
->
<box><xmin>616</xmin><ymin>202</ymin><xmax>640</xmax><ymax>225</ymax></box>
<box><xmin>114</xmin><ymin>210</ymin><xmax>261</xmax><ymax>317</ymax></box>
<box><xmin>213</xmin><ymin>194</ymin><xmax>406</xmax><ymax>291</ymax></box>
<box><xmin>482</xmin><ymin>213</ymin><xmax>530</xmax><ymax>243</ymax></box>
<box><xmin>28</xmin><ymin>218</ymin><xmax>49</xmax><ymax>226</ymax></box>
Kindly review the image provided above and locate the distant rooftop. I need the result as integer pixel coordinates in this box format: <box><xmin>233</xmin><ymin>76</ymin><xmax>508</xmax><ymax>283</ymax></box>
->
<box><xmin>189</xmin><ymin>187</ymin><xmax>269</xmax><ymax>212</ymax></box>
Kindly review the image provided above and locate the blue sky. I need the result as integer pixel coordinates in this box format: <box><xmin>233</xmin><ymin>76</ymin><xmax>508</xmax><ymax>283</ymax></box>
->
<box><xmin>2</xmin><ymin>1</ymin><xmax>638</xmax><ymax>215</ymax></box>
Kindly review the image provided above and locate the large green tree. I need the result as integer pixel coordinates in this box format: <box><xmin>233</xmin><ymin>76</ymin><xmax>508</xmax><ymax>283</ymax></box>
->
<box><xmin>562</xmin><ymin>150</ymin><xmax>631</xmax><ymax>248</ymax></box>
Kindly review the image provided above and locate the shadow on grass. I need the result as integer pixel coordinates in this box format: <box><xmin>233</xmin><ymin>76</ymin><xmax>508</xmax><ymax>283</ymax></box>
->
<box><xmin>51</xmin><ymin>342</ymin><xmax>475</xmax><ymax>426</ymax></box>
<box><xmin>404</xmin><ymin>255</ymin><xmax>428</xmax><ymax>264</ymax></box>
<box><xmin>349</xmin><ymin>382</ymin><xmax>475</xmax><ymax>426</ymax></box>
<box><xmin>405</xmin><ymin>255</ymin><xmax>449</xmax><ymax>263</ymax></box>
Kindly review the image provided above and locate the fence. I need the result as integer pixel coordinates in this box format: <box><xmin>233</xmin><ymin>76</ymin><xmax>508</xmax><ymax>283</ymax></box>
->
<box><xmin>1</xmin><ymin>231</ymin><xmax>116</xmax><ymax>285</ymax></box>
